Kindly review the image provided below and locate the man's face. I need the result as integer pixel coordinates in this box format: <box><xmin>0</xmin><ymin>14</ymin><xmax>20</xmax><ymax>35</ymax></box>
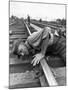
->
<box><xmin>18</xmin><ymin>44</ymin><xmax>29</xmax><ymax>56</ymax></box>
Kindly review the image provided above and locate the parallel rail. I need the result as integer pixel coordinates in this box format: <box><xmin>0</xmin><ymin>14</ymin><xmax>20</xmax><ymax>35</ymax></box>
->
<box><xmin>31</xmin><ymin>20</ymin><xmax>62</xmax><ymax>30</ymax></box>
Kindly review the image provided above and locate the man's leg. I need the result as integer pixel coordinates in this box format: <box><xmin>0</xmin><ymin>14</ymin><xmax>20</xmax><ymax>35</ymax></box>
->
<box><xmin>46</xmin><ymin>55</ymin><xmax>66</xmax><ymax>67</ymax></box>
<box><xmin>53</xmin><ymin>36</ymin><xmax>66</xmax><ymax>62</ymax></box>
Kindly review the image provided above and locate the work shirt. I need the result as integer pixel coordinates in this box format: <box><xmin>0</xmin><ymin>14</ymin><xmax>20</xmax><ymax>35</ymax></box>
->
<box><xmin>26</xmin><ymin>27</ymin><xmax>53</xmax><ymax>51</ymax></box>
<box><xmin>26</xmin><ymin>27</ymin><xmax>66</xmax><ymax>62</ymax></box>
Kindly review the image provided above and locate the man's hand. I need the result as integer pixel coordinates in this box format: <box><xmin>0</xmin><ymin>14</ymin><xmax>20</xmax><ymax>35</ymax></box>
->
<box><xmin>31</xmin><ymin>53</ymin><xmax>44</xmax><ymax>66</ymax></box>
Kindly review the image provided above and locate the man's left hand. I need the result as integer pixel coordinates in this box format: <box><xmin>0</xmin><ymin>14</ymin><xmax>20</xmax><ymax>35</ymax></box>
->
<box><xmin>31</xmin><ymin>53</ymin><xmax>44</xmax><ymax>66</ymax></box>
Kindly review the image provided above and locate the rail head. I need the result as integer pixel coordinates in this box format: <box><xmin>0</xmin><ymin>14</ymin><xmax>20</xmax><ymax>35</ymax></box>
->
<box><xmin>24</xmin><ymin>21</ymin><xmax>31</xmax><ymax>35</ymax></box>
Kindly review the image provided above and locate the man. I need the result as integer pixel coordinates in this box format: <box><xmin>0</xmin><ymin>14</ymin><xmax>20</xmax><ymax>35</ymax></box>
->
<box><xmin>27</xmin><ymin>15</ymin><xmax>30</xmax><ymax>25</ymax></box>
<box><xmin>12</xmin><ymin>26</ymin><xmax>66</xmax><ymax>66</ymax></box>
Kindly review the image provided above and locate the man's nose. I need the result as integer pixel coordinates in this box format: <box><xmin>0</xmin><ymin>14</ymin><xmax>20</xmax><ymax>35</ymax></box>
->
<box><xmin>21</xmin><ymin>52</ymin><xmax>24</xmax><ymax>56</ymax></box>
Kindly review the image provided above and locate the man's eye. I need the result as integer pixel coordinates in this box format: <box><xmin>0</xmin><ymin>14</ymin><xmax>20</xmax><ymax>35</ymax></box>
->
<box><xmin>18</xmin><ymin>50</ymin><xmax>22</xmax><ymax>54</ymax></box>
<box><xmin>19</xmin><ymin>50</ymin><xmax>23</xmax><ymax>53</ymax></box>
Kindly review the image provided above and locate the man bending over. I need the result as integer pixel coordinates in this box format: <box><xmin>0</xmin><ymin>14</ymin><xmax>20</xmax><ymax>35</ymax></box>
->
<box><xmin>12</xmin><ymin>27</ymin><xmax>66</xmax><ymax>67</ymax></box>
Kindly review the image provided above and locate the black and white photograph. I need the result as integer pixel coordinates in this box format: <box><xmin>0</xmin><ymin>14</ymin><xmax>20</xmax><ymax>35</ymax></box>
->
<box><xmin>9</xmin><ymin>1</ymin><xmax>66</xmax><ymax>89</ymax></box>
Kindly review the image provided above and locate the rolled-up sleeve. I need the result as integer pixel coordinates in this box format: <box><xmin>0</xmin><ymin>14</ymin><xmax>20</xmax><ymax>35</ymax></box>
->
<box><xmin>27</xmin><ymin>30</ymin><xmax>43</xmax><ymax>47</ymax></box>
<box><xmin>27</xmin><ymin>27</ymin><xmax>50</xmax><ymax>47</ymax></box>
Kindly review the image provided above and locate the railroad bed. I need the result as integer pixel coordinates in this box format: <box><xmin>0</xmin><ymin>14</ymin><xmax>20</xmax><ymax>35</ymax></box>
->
<box><xmin>9</xmin><ymin>19</ymin><xmax>66</xmax><ymax>89</ymax></box>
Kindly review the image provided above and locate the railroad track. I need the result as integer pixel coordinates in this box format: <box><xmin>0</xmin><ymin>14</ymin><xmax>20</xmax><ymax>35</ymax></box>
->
<box><xmin>30</xmin><ymin>20</ymin><xmax>63</xmax><ymax>32</ymax></box>
<box><xmin>9</xmin><ymin>19</ymin><xmax>66</xmax><ymax>89</ymax></box>
<box><xmin>41</xmin><ymin>21</ymin><xmax>63</xmax><ymax>28</ymax></box>
<box><xmin>34</xmin><ymin>20</ymin><xmax>63</xmax><ymax>28</ymax></box>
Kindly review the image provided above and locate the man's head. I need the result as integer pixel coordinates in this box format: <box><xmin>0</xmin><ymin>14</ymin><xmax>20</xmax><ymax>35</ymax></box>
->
<box><xmin>18</xmin><ymin>42</ymin><xmax>29</xmax><ymax>56</ymax></box>
<box><xmin>12</xmin><ymin>39</ymin><xmax>29</xmax><ymax>56</ymax></box>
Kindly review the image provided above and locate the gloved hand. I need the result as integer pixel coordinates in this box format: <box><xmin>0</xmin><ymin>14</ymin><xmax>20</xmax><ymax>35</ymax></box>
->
<box><xmin>31</xmin><ymin>53</ymin><xmax>44</xmax><ymax>66</ymax></box>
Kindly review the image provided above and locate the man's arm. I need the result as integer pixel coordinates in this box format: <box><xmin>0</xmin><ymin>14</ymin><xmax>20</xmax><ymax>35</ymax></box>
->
<box><xmin>40</xmin><ymin>35</ymin><xmax>49</xmax><ymax>56</ymax></box>
<box><xmin>31</xmin><ymin>35</ymin><xmax>50</xmax><ymax>66</ymax></box>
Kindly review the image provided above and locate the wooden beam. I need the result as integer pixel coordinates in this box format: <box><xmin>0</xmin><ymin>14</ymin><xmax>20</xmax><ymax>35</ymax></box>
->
<box><xmin>9</xmin><ymin>72</ymin><xmax>40</xmax><ymax>89</ymax></box>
